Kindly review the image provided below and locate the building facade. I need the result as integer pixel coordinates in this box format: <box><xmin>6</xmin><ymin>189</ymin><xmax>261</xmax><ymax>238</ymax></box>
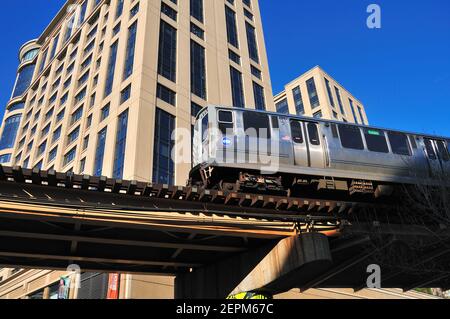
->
<box><xmin>0</xmin><ymin>0</ymin><xmax>274</xmax><ymax>186</ymax></box>
<box><xmin>274</xmin><ymin>66</ymin><xmax>369</xmax><ymax>125</ymax></box>
<box><xmin>0</xmin><ymin>269</ymin><xmax>444</xmax><ymax>300</ymax></box>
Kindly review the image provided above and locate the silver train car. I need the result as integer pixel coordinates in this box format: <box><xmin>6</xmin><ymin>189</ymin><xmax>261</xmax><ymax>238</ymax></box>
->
<box><xmin>191</xmin><ymin>105</ymin><xmax>450</xmax><ymax>196</ymax></box>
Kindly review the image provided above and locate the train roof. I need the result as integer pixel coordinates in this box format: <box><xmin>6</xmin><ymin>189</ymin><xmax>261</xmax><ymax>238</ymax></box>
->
<box><xmin>197</xmin><ymin>105</ymin><xmax>450</xmax><ymax>141</ymax></box>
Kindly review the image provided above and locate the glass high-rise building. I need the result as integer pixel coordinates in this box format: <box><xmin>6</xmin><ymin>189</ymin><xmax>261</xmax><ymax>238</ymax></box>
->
<box><xmin>0</xmin><ymin>0</ymin><xmax>274</xmax><ymax>185</ymax></box>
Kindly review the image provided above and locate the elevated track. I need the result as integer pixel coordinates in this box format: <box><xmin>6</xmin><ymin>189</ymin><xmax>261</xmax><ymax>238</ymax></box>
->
<box><xmin>0</xmin><ymin>165</ymin><xmax>449</xmax><ymax>293</ymax></box>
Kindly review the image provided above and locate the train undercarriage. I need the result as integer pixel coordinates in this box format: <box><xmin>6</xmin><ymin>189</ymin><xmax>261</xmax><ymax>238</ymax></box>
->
<box><xmin>189</xmin><ymin>165</ymin><xmax>396</xmax><ymax>202</ymax></box>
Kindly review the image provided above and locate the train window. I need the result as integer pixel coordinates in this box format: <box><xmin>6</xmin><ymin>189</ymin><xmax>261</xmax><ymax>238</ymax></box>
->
<box><xmin>436</xmin><ymin>140</ymin><xmax>449</xmax><ymax>161</ymax></box>
<box><xmin>424</xmin><ymin>139</ymin><xmax>437</xmax><ymax>160</ymax></box>
<box><xmin>364</xmin><ymin>129</ymin><xmax>389</xmax><ymax>153</ymax></box>
<box><xmin>409</xmin><ymin>135</ymin><xmax>417</xmax><ymax>149</ymax></box>
<box><xmin>331</xmin><ymin>124</ymin><xmax>338</xmax><ymax>138</ymax></box>
<box><xmin>218</xmin><ymin>110</ymin><xmax>233</xmax><ymax>135</ymax></box>
<box><xmin>388</xmin><ymin>132</ymin><xmax>411</xmax><ymax>156</ymax></box>
<box><xmin>338</xmin><ymin>125</ymin><xmax>364</xmax><ymax>150</ymax></box>
<box><xmin>201</xmin><ymin>114</ymin><xmax>209</xmax><ymax>141</ymax></box>
<box><xmin>243</xmin><ymin>111</ymin><xmax>271</xmax><ymax>138</ymax></box>
<box><xmin>271</xmin><ymin>116</ymin><xmax>279</xmax><ymax>129</ymax></box>
<box><xmin>308</xmin><ymin>123</ymin><xmax>320</xmax><ymax>146</ymax></box>
<box><xmin>290</xmin><ymin>120</ymin><xmax>303</xmax><ymax>144</ymax></box>
<box><xmin>218</xmin><ymin>110</ymin><xmax>233</xmax><ymax>123</ymax></box>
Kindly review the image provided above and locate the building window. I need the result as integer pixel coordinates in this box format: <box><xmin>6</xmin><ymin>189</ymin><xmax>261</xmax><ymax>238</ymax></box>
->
<box><xmin>101</xmin><ymin>104</ymin><xmax>110</xmax><ymax>121</ymax></box>
<box><xmin>358</xmin><ymin>106</ymin><xmax>366</xmax><ymax>125</ymax></box>
<box><xmin>252</xmin><ymin>82</ymin><xmax>265</xmax><ymax>111</ymax></box>
<box><xmin>153</xmin><ymin>108</ymin><xmax>175</xmax><ymax>185</ymax></box>
<box><xmin>335</xmin><ymin>87</ymin><xmax>345</xmax><ymax>115</ymax></box>
<box><xmin>38</xmin><ymin>49</ymin><xmax>49</xmax><ymax>74</ymax></box>
<box><xmin>104</xmin><ymin>41</ymin><xmax>119</xmax><ymax>97</ymax></box>
<box><xmin>230</xmin><ymin>67</ymin><xmax>245</xmax><ymax>108</ymax></box>
<box><xmin>229</xmin><ymin>50</ymin><xmax>240</xmax><ymax>65</ymax></box>
<box><xmin>158</xmin><ymin>20</ymin><xmax>177</xmax><ymax>82</ymax></box>
<box><xmin>94</xmin><ymin>128</ymin><xmax>107</xmax><ymax>176</ymax></box>
<box><xmin>120</xmin><ymin>85</ymin><xmax>131</xmax><ymax>104</ymax></box>
<box><xmin>115</xmin><ymin>0</ymin><xmax>124</xmax><ymax>19</ymax></box>
<box><xmin>348</xmin><ymin>99</ymin><xmax>359</xmax><ymax>124</ymax></box>
<box><xmin>191</xmin><ymin>0</ymin><xmax>204</xmax><ymax>22</ymax></box>
<box><xmin>123</xmin><ymin>21</ymin><xmax>138</xmax><ymax>80</ymax></box>
<box><xmin>225</xmin><ymin>6</ymin><xmax>239</xmax><ymax>48</ymax></box>
<box><xmin>157</xmin><ymin>84</ymin><xmax>176</xmax><ymax>106</ymax></box>
<box><xmin>191</xmin><ymin>41</ymin><xmax>207</xmax><ymax>100</ymax></box>
<box><xmin>245</xmin><ymin>22</ymin><xmax>259</xmax><ymax>64</ymax></box>
<box><xmin>292</xmin><ymin>86</ymin><xmax>304</xmax><ymax>115</ymax></box>
<box><xmin>64</xmin><ymin>147</ymin><xmax>77</xmax><ymax>166</ymax></box>
<box><xmin>52</xmin><ymin>126</ymin><xmax>62</xmax><ymax>143</ymax></box>
<box><xmin>306</xmin><ymin>77</ymin><xmax>320</xmax><ymax>108</ymax></box>
<box><xmin>67</xmin><ymin>127</ymin><xmax>80</xmax><ymax>145</ymax></box>
<box><xmin>190</xmin><ymin>23</ymin><xmax>204</xmax><ymax>39</ymax></box>
<box><xmin>113</xmin><ymin>110</ymin><xmax>129</xmax><ymax>179</ymax></box>
<box><xmin>0</xmin><ymin>154</ymin><xmax>11</xmax><ymax>164</ymax></box>
<box><xmin>325</xmin><ymin>78</ymin><xmax>335</xmax><ymax>107</ymax></box>
<box><xmin>161</xmin><ymin>2</ymin><xmax>178</xmax><ymax>21</ymax></box>
<box><xmin>48</xmin><ymin>147</ymin><xmax>58</xmax><ymax>162</ymax></box>
<box><xmin>12</xmin><ymin>64</ymin><xmax>36</xmax><ymax>98</ymax></box>
<box><xmin>276</xmin><ymin>99</ymin><xmax>289</xmax><ymax>114</ymax></box>
<box><xmin>0</xmin><ymin>115</ymin><xmax>22</xmax><ymax>150</ymax></box>
<box><xmin>8</xmin><ymin>102</ymin><xmax>25</xmax><ymax>112</ymax></box>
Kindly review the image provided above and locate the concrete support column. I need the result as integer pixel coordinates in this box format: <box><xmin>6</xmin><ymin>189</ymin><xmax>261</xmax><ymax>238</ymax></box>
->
<box><xmin>175</xmin><ymin>233</ymin><xmax>332</xmax><ymax>299</ymax></box>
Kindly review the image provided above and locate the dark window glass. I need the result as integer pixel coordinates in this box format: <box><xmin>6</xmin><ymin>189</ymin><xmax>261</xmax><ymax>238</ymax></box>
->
<box><xmin>364</xmin><ymin>129</ymin><xmax>389</xmax><ymax>153</ymax></box>
<box><xmin>0</xmin><ymin>115</ymin><xmax>22</xmax><ymax>150</ymax></box>
<box><xmin>388</xmin><ymin>132</ymin><xmax>411</xmax><ymax>156</ymax></box>
<box><xmin>218</xmin><ymin>110</ymin><xmax>233</xmax><ymax>135</ymax></box>
<box><xmin>104</xmin><ymin>41</ymin><xmax>119</xmax><ymax>97</ymax></box>
<box><xmin>191</xmin><ymin>102</ymin><xmax>203</xmax><ymax>117</ymax></box>
<box><xmin>308</xmin><ymin>123</ymin><xmax>320</xmax><ymax>146</ymax></box>
<box><xmin>202</xmin><ymin>113</ymin><xmax>208</xmax><ymax>141</ymax></box>
<box><xmin>153</xmin><ymin>108</ymin><xmax>175</xmax><ymax>185</ymax></box>
<box><xmin>191</xmin><ymin>41</ymin><xmax>207</xmax><ymax>99</ymax></box>
<box><xmin>245</xmin><ymin>22</ymin><xmax>259</xmax><ymax>64</ymax></box>
<box><xmin>12</xmin><ymin>64</ymin><xmax>36</xmax><ymax>98</ymax></box>
<box><xmin>424</xmin><ymin>139</ymin><xmax>437</xmax><ymax>160</ymax></box>
<box><xmin>325</xmin><ymin>78</ymin><xmax>335</xmax><ymax>107</ymax></box>
<box><xmin>292</xmin><ymin>86</ymin><xmax>304</xmax><ymax>115</ymax></box>
<box><xmin>218</xmin><ymin>110</ymin><xmax>233</xmax><ymax>123</ymax></box>
<box><xmin>157</xmin><ymin>84</ymin><xmax>176</xmax><ymax>106</ymax></box>
<box><xmin>123</xmin><ymin>21</ymin><xmax>138</xmax><ymax>80</ymax></box>
<box><xmin>338</xmin><ymin>125</ymin><xmax>364</xmax><ymax>150</ymax></box>
<box><xmin>113</xmin><ymin>110</ymin><xmax>129</xmax><ymax>179</ymax></box>
<box><xmin>161</xmin><ymin>2</ymin><xmax>177</xmax><ymax>21</ymax></box>
<box><xmin>436</xmin><ymin>140</ymin><xmax>449</xmax><ymax>161</ymax></box>
<box><xmin>271</xmin><ymin>116</ymin><xmax>279</xmax><ymax>129</ymax></box>
<box><xmin>306</xmin><ymin>77</ymin><xmax>320</xmax><ymax>108</ymax></box>
<box><xmin>349</xmin><ymin>99</ymin><xmax>359</xmax><ymax>124</ymax></box>
<box><xmin>243</xmin><ymin>112</ymin><xmax>270</xmax><ymax>138</ymax></box>
<box><xmin>158</xmin><ymin>21</ymin><xmax>177</xmax><ymax>82</ymax></box>
<box><xmin>252</xmin><ymin>82</ymin><xmax>265</xmax><ymax>111</ymax></box>
<box><xmin>290</xmin><ymin>121</ymin><xmax>303</xmax><ymax>144</ymax></box>
<box><xmin>225</xmin><ymin>6</ymin><xmax>239</xmax><ymax>48</ymax></box>
<box><xmin>276</xmin><ymin>99</ymin><xmax>289</xmax><ymax>114</ymax></box>
<box><xmin>94</xmin><ymin>128</ymin><xmax>107</xmax><ymax>176</ymax></box>
<box><xmin>191</xmin><ymin>23</ymin><xmax>204</xmax><ymax>39</ymax></box>
<box><xmin>190</xmin><ymin>0</ymin><xmax>204</xmax><ymax>22</ymax></box>
<box><xmin>230</xmin><ymin>67</ymin><xmax>244</xmax><ymax>108</ymax></box>
<box><xmin>335</xmin><ymin>87</ymin><xmax>345</xmax><ymax>115</ymax></box>
<box><xmin>409</xmin><ymin>135</ymin><xmax>417</xmax><ymax>149</ymax></box>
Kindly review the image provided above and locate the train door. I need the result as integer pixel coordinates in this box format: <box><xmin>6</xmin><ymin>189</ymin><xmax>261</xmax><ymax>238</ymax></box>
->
<box><xmin>423</xmin><ymin>138</ymin><xmax>450</xmax><ymax>178</ymax></box>
<box><xmin>290</xmin><ymin>120</ymin><xmax>325</xmax><ymax>169</ymax></box>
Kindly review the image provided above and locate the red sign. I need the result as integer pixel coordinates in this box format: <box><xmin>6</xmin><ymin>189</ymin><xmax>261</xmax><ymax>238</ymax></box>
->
<box><xmin>107</xmin><ymin>274</ymin><xmax>120</xmax><ymax>299</ymax></box>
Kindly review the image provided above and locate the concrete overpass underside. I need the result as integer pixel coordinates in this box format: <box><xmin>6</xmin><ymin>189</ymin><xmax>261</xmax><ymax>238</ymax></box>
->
<box><xmin>0</xmin><ymin>166</ymin><xmax>449</xmax><ymax>298</ymax></box>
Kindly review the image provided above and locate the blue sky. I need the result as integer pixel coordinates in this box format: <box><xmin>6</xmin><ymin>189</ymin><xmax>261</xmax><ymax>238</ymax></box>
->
<box><xmin>0</xmin><ymin>0</ymin><xmax>449</xmax><ymax>136</ymax></box>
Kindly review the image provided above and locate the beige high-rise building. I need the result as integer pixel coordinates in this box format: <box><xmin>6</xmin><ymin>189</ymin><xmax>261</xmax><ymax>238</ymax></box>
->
<box><xmin>0</xmin><ymin>0</ymin><xmax>274</xmax><ymax>186</ymax></box>
<box><xmin>274</xmin><ymin>66</ymin><xmax>369</xmax><ymax>125</ymax></box>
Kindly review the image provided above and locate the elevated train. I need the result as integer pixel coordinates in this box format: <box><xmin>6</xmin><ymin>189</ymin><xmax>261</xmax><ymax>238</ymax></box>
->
<box><xmin>190</xmin><ymin>105</ymin><xmax>450</xmax><ymax>198</ymax></box>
